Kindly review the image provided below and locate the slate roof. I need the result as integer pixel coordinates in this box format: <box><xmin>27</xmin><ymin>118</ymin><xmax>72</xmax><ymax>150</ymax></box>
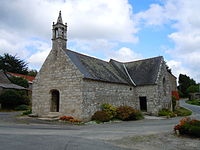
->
<box><xmin>0</xmin><ymin>70</ymin><xmax>27</xmax><ymax>90</ymax></box>
<box><xmin>65</xmin><ymin>49</ymin><xmax>163</xmax><ymax>86</ymax></box>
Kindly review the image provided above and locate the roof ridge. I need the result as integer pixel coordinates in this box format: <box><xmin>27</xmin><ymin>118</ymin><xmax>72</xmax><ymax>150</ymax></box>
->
<box><xmin>110</xmin><ymin>56</ymin><xmax>163</xmax><ymax>64</ymax></box>
<box><xmin>123</xmin><ymin>56</ymin><xmax>163</xmax><ymax>64</ymax></box>
<box><xmin>65</xmin><ymin>49</ymin><xmax>109</xmax><ymax>64</ymax></box>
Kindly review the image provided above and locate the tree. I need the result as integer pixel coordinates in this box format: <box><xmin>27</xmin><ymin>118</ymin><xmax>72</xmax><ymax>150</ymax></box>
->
<box><xmin>0</xmin><ymin>53</ymin><xmax>28</xmax><ymax>75</ymax></box>
<box><xmin>186</xmin><ymin>85</ymin><xmax>199</xmax><ymax>94</ymax></box>
<box><xmin>28</xmin><ymin>69</ymin><xmax>38</xmax><ymax>77</ymax></box>
<box><xmin>9</xmin><ymin>76</ymin><xmax>29</xmax><ymax>88</ymax></box>
<box><xmin>178</xmin><ymin>74</ymin><xmax>196</xmax><ymax>97</ymax></box>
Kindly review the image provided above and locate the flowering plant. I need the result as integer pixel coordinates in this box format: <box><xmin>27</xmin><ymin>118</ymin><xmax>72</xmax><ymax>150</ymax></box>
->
<box><xmin>174</xmin><ymin>117</ymin><xmax>200</xmax><ymax>137</ymax></box>
<box><xmin>59</xmin><ymin>116</ymin><xmax>74</xmax><ymax>121</ymax></box>
<box><xmin>69</xmin><ymin>119</ymin><xmax>81</xmax><ymax>123</ymax></box>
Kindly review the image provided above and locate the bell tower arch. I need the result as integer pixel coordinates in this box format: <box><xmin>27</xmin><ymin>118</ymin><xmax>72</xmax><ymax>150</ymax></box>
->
<box><xmin>52</xmin><ymin>11</ymin><xmax>67</xmax><ymax>49</ymax></box>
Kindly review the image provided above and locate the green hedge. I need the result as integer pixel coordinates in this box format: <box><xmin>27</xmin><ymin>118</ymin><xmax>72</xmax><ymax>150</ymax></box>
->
<box><xmin>91</xmin><ymin>104</ymin><xmax>143</xmax><ymax>122</ymax></box>
<box><xmin>0</xmin><ymin>90</ymin><xmax>29</xmax><ymax>109</ymax></box>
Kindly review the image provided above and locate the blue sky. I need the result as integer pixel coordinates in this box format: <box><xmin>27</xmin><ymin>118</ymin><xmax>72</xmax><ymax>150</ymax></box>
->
<box><xmin>0</xmin><ymin>0</ymin><xmax>200</xmax><ymax>82</ymax></box>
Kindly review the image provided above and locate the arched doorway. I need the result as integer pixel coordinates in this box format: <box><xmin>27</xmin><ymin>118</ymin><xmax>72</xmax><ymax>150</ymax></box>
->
<box><xmin>50</xmin><ymin>90</ymin><xmax>59</xmax><ymax>112</ymax></box>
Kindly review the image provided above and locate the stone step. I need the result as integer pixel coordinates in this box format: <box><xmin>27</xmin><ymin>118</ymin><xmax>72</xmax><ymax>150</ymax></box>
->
<box><xmin>38</xmin><ymin>117</ymin><xmax>59</xmax><ymax>121</ymax></box>
<box><xmin>41</xmin><ymin>112</ymin><xmax>61</xmax><ymax>118</ymax></box>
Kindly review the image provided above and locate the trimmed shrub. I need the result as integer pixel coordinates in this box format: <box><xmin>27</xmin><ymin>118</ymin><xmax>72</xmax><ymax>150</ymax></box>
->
<box><xmin>22</xmin><ymin>109</ymin><xmax>32</xmax><ymax>115</ymax></box>
<box><xmin>174</xmin><ymin>117</ymin><xmax>200</xmax><ymax>137</ymax></box>
<box><xmin>15</xmin><ymin>105</ymin><xmax>30</xmax><ymax>111</ymax></box>
<box><xmin>116</xmin><ymin>106</ymin><xmax>142</xmax><ymax>121</ymax></box>
<box><xmin>91</xmin><ymin>111</ymin><xmax>110</xmax><ymax>122</ymax></box>
<box><xmin>101</xmin><ymin>103</ymin><xmax>117</xmax><ymax>120</ymax></box>
<box><xmin>0</xmin><ymin>90</ymin><xmax>29</xmax><ymax>109</ymax></box>
<box><xmin>158</xmin><ymin>108</ymin><xmax>176</xmax><ymax>117</ymax></box>
<box><xmin>190</xmin><ymin>126</ymin><xmax>200</xmax><ymax>137</ymax></box>
<box><xmin>130</xmin><ymin>110</ymin><xmax>144</xmax><ymax>120</ymax></box>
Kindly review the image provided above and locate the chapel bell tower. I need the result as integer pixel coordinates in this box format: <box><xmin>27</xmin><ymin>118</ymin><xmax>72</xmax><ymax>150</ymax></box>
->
<box><xmin>52</xmin><ymin>11</ymin><xmax>67</xmax><ymax>49</ymax></box>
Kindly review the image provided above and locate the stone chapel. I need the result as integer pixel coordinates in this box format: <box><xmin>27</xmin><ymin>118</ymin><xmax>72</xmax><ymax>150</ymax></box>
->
<box><xmin>32</xmin><ymin>11</ymin><xmax>177</xmax><ymax>120</ymax></box>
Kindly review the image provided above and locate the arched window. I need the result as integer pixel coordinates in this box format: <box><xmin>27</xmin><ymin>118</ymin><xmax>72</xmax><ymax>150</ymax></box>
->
<box><xmin>50</xmin><ymin>89</ymin><xmax>59</xmax><ymax>112</ymax></box>
<box><xmin>55</xmin><ymin>28</ymin><xmax>58</xmax><ymax>38</ymax></box>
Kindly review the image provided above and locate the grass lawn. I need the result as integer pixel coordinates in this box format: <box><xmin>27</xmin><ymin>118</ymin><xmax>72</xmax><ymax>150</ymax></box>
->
<box><xmin>174</xmin><ymin>107</ymin><xmax>192</xmax><ymax>116</ymax></box>
<box><xmin>186</xmin><ymin>99</ymin><xmax>200</xmax><ymax>106</ymax></box>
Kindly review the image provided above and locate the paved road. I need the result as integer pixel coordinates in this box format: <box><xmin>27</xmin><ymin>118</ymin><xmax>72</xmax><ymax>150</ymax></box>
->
<box><xmin>0</xmin><ymin>100</ymin><xmax>199</xmax><ymax>150</ymax></box>
<box><xmin>179</xmin><ymin>99</ymin><xmax>200</xmax><ymax>119</ymax></box>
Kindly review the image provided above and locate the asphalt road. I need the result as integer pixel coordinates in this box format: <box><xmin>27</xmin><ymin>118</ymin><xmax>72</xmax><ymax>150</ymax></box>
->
<box><xmin>180</xmin><ymin>99</ymin><xmax>200</xmax><ymax>114</ymax></box>
<box><xmin>0</xmin><ymin>100</ymin><xmax>199</xmax><ymax>150</ymax></box>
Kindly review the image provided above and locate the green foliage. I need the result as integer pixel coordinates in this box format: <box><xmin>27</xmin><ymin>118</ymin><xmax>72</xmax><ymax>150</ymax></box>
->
<box><xmin>176</xmin><ymin>118</ymin><xmax>200</xmax><ymax>137</ymax></box>
<box><xmin>91</xmin><ymin>111</ymin><xmax>110</xmax><ymax>122</ymax></box>
<box><xmin>186</xmin><ymin>85</ymin><xmax>199</xmax><ymax>94</ymax></box>
<box><xmin>22</xmin><ymin>109</ymin><xmax>32</xmax><ymax>115</ymax></box>
<box><xmin>186</xmin><ymin>99</ymin><xmax>200</xmax><ymax>106</ymax></box>
<box><xmin>0</xmin><ymin>90</ymin><xmax>29</xmax><ymax>109</ymax></box>
<box><xmin>158</xmin><ymin>108</ymin><xmax>176</xmax><ymax>117</ymax></box>
<box><xmin>178</xmin><ymin>90</ymin><xmax>184</xmax><ymax>98</ymax></box>
<box><xmin>129</xmin><ymin>110</ymin><xmax>144</xmax><ymax>120</ymax></box>
<box><xmin>190</xmin><ymin>126</ymin><xmax>200</xmax><ymax>137</ymax></box>
<box><xmin>9</xmin><ymin>76</ymin><xmax>29</xmax><ymax>88</ymax></box>
<box><xmin>116</xmin><ymin>106</ymin><xmax>143</xmax><ymax>121</ymax></box>
<box><xmin>101</xmin><ymin>103</ymin><xmax>117</xmax><ymax>120</ymax></box>
<box><xmin>174</xmin><ymin>107</ymin><xmax>192</xmax><ymax>116</ymax></box>
<box><xmin>0</xmin><ymin>53</ymin><xmax>28</xmax><ymax>75</ymax></box>
<box><xmin>28</xmin><ymin>69</ymin><xmax>38</xmax><ymax>77</ymax></box>
<box><xmin>178</xmin><ymin>122</ymin><xmax>191</xmax><ymax>135</ymax></box>
<box><xmin>15</xmin><ymin>105</ymin><xmax>30</xmax><ymax>111</ymax></box>
<box><xmin>178</xmin><ymin>74</ymin><xmax>196</xmax><ymax>97</ymax></box>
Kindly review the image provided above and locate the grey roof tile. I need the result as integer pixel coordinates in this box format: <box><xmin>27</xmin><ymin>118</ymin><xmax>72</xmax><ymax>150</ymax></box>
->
<box><xmin>65</xmin><ymin>49</ymin><xmax>163</xmax><ymax>86</ymax></box>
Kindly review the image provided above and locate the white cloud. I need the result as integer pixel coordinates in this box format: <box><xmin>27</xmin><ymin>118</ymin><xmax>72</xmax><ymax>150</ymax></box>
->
<box><xmin>134</xmin><ymin>4</ymin><xmax>169</xmax><ymax>26</ymax></box>
<box><xmin>0</xmin><ymin>0</ymin><xmax>139</xmax><ymax>69</ymax></box>
<box><xmin>167</xmin><ymin>60</ymin><xmax>189</xmax><ymax>78</ymax></box>
<box><xmin>106</xmin><ymin>47</ymin><xmax>143</xmax><ymax>62</ymax></box>
<box><xmin>135</xmin><ymin>0</ymin><xmax>200</xmax><ymax>82</ymax></box>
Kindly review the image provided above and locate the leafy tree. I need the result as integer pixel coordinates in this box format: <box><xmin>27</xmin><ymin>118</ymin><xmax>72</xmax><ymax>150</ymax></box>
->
<box><xmin>186</xmin><ymin>85</ymin><xmax>199</xmax><ymax>94</ymax></box>
<box><xmin>28</xmin><ymin>69</ymin><xmax>38</xmax><ymax>77</ymax></box>
<box><xmin>9</xmin><ymin>76</ymin><xmax>29</xmax><ymax>88</ymax></box>
<box><xmin>0</xmin><ymin>53</ymin><xmax>28</xmax><ymax>75</ymax></box>
<box><xmin>178</xmin><ymin>74</ymin><xmax>196</xmax><ymax>97</ymax></box>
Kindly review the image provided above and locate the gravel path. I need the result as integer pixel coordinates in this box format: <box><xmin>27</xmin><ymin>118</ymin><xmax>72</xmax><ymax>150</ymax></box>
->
<box><xmin>108</xmin><ymin>99</ymin><xmax>200</xmax><ymax>150</ymax></box>
<box><xmin>110</xmin><ymin>132</ymin><xmax>200</xmax><ymax>150</ymax></box>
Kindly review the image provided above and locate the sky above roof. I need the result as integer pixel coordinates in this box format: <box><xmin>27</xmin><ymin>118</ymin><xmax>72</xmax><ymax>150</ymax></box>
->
<box><xmin>0</xmin><ymin>0</ymin><xmax>200</xmax><ymax>82</ymax></box>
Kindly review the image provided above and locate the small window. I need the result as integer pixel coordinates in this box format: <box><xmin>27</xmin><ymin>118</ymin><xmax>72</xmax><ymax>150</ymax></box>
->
<box><xmin>130</xmin><ymin>88</ymin><xmax>132</xmax><ymax>91</ymax></box>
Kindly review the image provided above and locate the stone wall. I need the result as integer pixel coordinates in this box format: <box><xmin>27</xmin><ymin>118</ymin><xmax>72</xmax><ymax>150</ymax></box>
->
<box><xmin>156</xmin><ymin>60</ymin><xmax>172</xmax><ymax>111</ymax></box>
<box><xmin>81</xmin><ymin>79</ymin><xmax>137</xmax><ymax>120</ymax></box>
<box><xmin>32</xmin><ymin>47</ymin><xmax>84</xmax><ymax>118</ymax></box>
<box><xmin>134</xmin><ymin>60</ymin><xmax>172</xmax><ymax>115</ymax></box>
<box><xmin>167</xmin><ymin>72</ymin><xmax>177</xmax><ymax>91</ymax></box>
<box><xmin>135</xmin><ymin>85</ymin><xmax>158</xmax><ymax>115</ymax></box>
